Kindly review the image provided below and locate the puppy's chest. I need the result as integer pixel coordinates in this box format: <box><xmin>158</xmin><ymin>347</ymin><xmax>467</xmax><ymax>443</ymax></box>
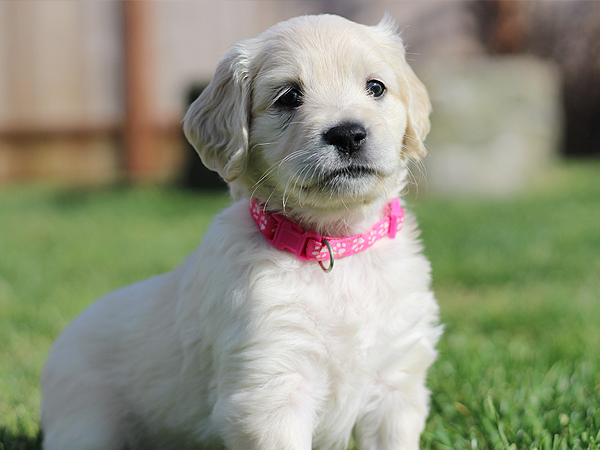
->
<box><xmin>289</xmin><ymin>269</ymin><xmax>406</xmax><ymax>442</ymax></box>
<box><xmin>280</xmin><ymin>265</ymin><xmax>405</xmax><ymax>367</ymax></box>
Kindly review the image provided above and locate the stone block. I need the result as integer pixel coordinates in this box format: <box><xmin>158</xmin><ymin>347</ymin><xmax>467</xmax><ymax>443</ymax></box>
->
<box><xmin>417</xmin><ymin>56</ymin><xmax>562</xmax><ymax>196</ymax></box>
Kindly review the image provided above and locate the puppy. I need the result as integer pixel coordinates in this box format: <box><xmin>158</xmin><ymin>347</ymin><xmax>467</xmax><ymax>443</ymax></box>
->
<box><xmin>42</xmin><ymin>14</ymin><xmax>441</xmax><ymax>450</ymax></box>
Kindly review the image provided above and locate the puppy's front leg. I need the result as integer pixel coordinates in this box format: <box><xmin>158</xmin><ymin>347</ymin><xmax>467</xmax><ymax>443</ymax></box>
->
<box><xmin>212</xmin><ymin>370</ymin><xmax>322</xmax><ymax>450</ymax></box>
<box><xmin>353</xmin><ymin>375</ymin><xmax>430</xmax><ymax>450</ymax></box>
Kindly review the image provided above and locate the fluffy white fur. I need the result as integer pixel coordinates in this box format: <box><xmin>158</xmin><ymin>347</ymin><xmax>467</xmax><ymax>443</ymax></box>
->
<box><xmin>41</xmin><ymin>14</ymin><xmax>441</xmax><ymax>450</ymax></box>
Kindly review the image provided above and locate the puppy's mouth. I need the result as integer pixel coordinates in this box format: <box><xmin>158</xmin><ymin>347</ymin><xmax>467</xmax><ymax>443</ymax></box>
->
<box><xmin>319</xmin><ymin>165</ymin><xmax>377</xmax><ymax>186</ymax></box>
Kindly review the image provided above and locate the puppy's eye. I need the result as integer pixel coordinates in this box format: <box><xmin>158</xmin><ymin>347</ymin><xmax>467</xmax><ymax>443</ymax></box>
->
<box><xmin>366</xmin><ymin>80</ymin><xmax>386</xmax><ymax>98</ymax></box>
<box><xmin>275</xmin><ymin>88</ymin><xmax>303</xmax><ymax>109</ymax></box>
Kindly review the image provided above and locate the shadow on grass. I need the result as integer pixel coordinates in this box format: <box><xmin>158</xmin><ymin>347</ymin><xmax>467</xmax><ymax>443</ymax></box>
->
<box><xmin>0</xmin><ymin>429</ymin><xmax>42</xmax><ymax>450</ymax></box>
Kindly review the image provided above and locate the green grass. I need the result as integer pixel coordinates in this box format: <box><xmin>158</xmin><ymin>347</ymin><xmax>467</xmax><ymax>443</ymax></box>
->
<box><xmin>415</xmin><ymin>162</ymin><xmax>600</xmax><ymax>449</ymax></box>
<box><xmin>1</xmin><ymin>161</ymin><xmax>599</xmax><ymax>449</ymax></box>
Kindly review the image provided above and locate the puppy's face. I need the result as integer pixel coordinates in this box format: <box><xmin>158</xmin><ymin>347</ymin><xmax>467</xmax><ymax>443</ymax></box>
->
<box><xmin>185</xmin><ymin>15</ymin><xmax>431</xmax><ymax>230</ymax></box>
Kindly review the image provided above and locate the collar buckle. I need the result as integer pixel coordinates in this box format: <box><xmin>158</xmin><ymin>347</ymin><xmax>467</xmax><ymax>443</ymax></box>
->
<box><xmin>268</xmin><ymin>212</ymin><xmax>322</xmax><ymax>261</ymax></box>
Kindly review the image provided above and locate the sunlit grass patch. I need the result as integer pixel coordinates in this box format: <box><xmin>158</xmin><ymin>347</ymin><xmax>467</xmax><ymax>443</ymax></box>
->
<box><xmin>1</xmin><ymin>161</ymin><xmax>599</xmax><ymax>449</ymax></box>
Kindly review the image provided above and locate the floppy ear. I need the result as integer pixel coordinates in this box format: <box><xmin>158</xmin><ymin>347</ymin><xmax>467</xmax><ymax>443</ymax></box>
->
<box><xmin>183</xmin><ymin>43</ymin><xmax>253</xmax><ymax>182</ymax></box>
<box><xmin>401</xmin><ymin>63</ymin><xmax>432</xmax><ymax>161</ymax></box>
<box><xmin>374</xmin><ymin>17</ymin><xmax>432</xmax><ymax>161</ymax></box>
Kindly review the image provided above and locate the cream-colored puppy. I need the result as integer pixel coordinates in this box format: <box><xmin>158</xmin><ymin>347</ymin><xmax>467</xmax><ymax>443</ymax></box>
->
<box><xmin>42</xmin><ymin>14</ymin><xmax>441</xmax><ymax>450</ymax></box>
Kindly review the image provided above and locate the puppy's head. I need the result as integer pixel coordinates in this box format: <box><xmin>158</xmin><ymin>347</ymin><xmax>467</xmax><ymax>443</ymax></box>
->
<box><xmin>184</xmin><ymin>14</ymin><xmax>431</xmax><ymax>231</ymax></box>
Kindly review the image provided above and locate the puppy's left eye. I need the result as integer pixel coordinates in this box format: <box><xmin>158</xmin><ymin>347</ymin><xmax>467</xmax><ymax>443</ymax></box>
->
<box><xmin>366</xmin><ymin>80</ymin><xmax>386</xmax><ymax>98</ymax></box>
<box><xmin>275</xmin><ymin>88</ymin><xmax>303</xmax><ymax>109</ymax></box>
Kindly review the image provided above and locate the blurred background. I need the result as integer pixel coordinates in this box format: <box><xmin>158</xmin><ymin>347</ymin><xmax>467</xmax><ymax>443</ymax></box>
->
<box><xmin>2</xmin><ymin>2</ymin><xmax>600</xmax><ymax>446</ymax></box>
<box><xmin>0</xmin><ymin>0</ymin><xmax>598</xmax><ymax>193</ymax></box>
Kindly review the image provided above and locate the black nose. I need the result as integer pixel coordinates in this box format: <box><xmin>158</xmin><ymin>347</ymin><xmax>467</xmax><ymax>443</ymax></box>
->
<box><xmin>323</xmin><ymin>122</ymin><xmax>367</xmax><ymax>156</ymax></box>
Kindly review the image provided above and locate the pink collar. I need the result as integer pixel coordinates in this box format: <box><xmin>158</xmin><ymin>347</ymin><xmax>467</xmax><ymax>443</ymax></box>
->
<box><xmin>250</xmin><ymin>198</ymin><xmax>404</xmax><ymax>271</ymax></box>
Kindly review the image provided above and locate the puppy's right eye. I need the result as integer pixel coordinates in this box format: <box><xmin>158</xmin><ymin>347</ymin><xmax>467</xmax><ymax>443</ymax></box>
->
<box><xmin>275</xmin><ymin>88</ymin><xmax>303</xmax><ymax>109</ymax></box>
<box><xmin>366</xmin><ymin>80</ymin><xmax>386</xmax><ymax>98</ymax></box>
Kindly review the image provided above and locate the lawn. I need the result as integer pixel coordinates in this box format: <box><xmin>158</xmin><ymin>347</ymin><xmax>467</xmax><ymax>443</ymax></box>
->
<box><xmin>1</xmin><ymin>161</ymin><xmax>599</xmax><ymax>449</ymax></box>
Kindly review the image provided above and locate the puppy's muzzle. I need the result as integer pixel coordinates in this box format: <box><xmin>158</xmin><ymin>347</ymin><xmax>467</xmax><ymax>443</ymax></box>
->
<box><xmin>323</xmin><ymin>122</ymin><xmax>367</xmax><ymax>156</ymax></box>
